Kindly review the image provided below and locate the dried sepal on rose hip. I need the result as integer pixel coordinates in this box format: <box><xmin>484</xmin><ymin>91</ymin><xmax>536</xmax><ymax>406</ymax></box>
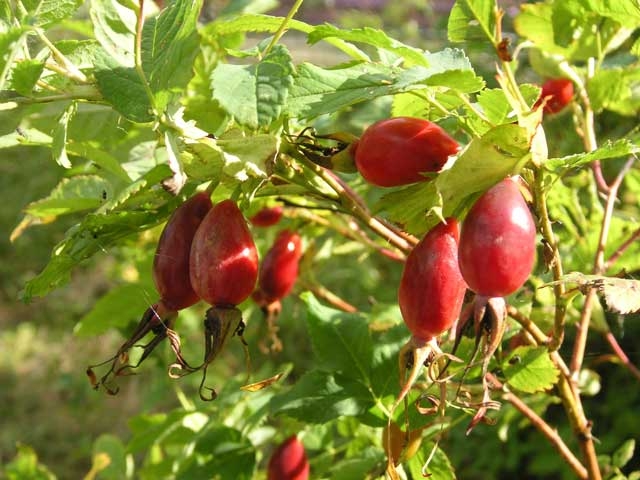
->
<box><xmin>186</xmin><ymin>198</ymin><xmax>259</xmax><ymax>400</ymax></box>
<box><xmin>354</xmin><ymin>117</ymin><xmax>460</xmax><ymax>187</ymax></box>
<box><xmin>87</xmin><ymin>191</ymin><xmax>212</xmax><ymax>394</ymax></box>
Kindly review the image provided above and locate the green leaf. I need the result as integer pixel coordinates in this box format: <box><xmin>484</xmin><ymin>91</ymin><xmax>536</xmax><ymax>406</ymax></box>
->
<box><xmin>587</xmin><ymin>67</ymin><xmax>640</xmax><ymax>116</ymax></box>
<box><xmin>21</xmin><ymin>165</ymin><xmax>172</xmax><ymax>301</ymax></box>
<box><xmin>89</xmin><ymin>0</ymin><xmax>136</xmax><ymax>66</ymax></box>
<box><xmin>3</xmin><ymin>444</ymin><xmax>56</xmax><ymax>480</ymax></box>
<box><xmin>94</xmin><ymin>48</ymin><xmax>153</xmax><ymax>123</ymax></box>
<box><xmin>329</xmin><ymin>446</ymin><xmax>385</xmax><ymax>480</ymax></box>
<box><xmin>308</xmin><ymin>24</ymin><xmax>428</xmax><ymax>66</ymax></box>
<box><xmin>177</xmin><ymin>426</ymin><xmax>255</xmax><ymax>480</ymax></box>
<box><xmin>51</xmin><ymin>101</ymin><xmax>77</xmax><ymax>169</ymax></box>
<box><xmin>202</xmin><ymin>13</ymin><xmax>369</xmax><ymax>61</ymax></box>
<box><xmin>8</xmin><ymin>59</ymin><xmax>44</xmax><ymax>96</ymax></box>
<box><xmin>22</xmin><ymin>0</ymin><xmax>82</xmax><ymax>28</ymax></box>
<box><xmin>24</xmin><ymin>175</ymin><xmax>111</xmax><ymax>217</ymax></box>
<box><xmin>92</xmin><ymin>434</ymin><xmax>128</xmax><ymax>480</ymax></box>
<box><xmin>288</xmin><ymin>54</ymin><xmax>482</xmax><ymax>120</ymax></box>
<box><xmin>544</xmin><ymin>139</ymin><xmax>640</xmax><ymax>173</ymax></box>
<box><xmin>407</xmin><ymin>442</ymin><xmax>456</xmax><ymax>480</ymax></box>
<box><xmin>379</xmin><ymin>123</ymin><xmax>531</xmax><ymax>234</ymax></box>
<box><xmin>141</xmin><ymin>0</ymin><xmax>203</xmax><ymax>112</ymax></box>
<box><xmin>503</xmin><ymin>346</ymin><xmax>560</xmax><ymax>394</ymax></box>
<box><xmin>612</xmin><ymin>439</ymin><xmax>635</xmax><ymax>469</ymax></box>
<box><xmin>303</xmin><ymin>292</ymin><xmax>373</xmax><ymax>382</ymax></box>
<box><xmin>0</xmin><ymin>27</ymin><xmax>28</xmax><ymax>91</ymax></box>
<box><xmin>211</xmin><ymin>44</ymin><xmax>294</xmax><ymax>129</ymax></box>
<box><xmin>270</xmin><ymin>370</ymin><xmax>374</xmax><ymax>423</ymax></box>
<box><xmin>74</xmin><ymin>282</ymin><xmax>154</xmax><ymax>336</ymax></box>
<box><xmin>448</xmin><ymin>0</ymin><xmax>496</xmax><ymax>43</ymax></box>
<box><xmin>127</xmin><ymin>410</ymin><xmax>192</xmax><ymax>453</ymax></box>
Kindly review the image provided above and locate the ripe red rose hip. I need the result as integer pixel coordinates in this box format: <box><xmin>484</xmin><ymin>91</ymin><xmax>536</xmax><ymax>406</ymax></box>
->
<box><xmin>189</xmin><ymin>199</ymin><xmax>259</xmax><ymax>307</ymax></box>
<box><xmin>250</xmin><ymin>205</ymin><xmax>284</xmax><ymax>227</ymax></box>
<box><xmin>458</xmin><ymin>177</ymin><xmax>536</xmax><ymax>297</ymax></box>
<box><xmin>267</xmin><ymin>435</ymin><xmax>309</xmax><ymax>480</ymax></box>
<box><xmin>354</xmin><ymin>117</ymin><xmax>460</xmax><ymax>187</ymax></box>
<box><xmin>255</xmin><ymin>229</ymin><xmax>303</xmax><ymax>305</ymax></box>
<box><xmin>535</xmin><ymin>78</ymin><xmax>574</xmax><ymax>114</ymax></box>
<box><xmin>398</xmin><ymin>218</ymin><xmax>467</xmax><ymax>342</ymax></box>
<box><xmin>153</xmin><ymin>191</ymin><xmax>212</xmax><ymax>311</ymax></box>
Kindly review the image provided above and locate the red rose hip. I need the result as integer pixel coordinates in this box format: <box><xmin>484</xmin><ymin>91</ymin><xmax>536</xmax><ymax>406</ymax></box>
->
<box><xmin>355</xmin><ymin>117</ymin><xmax>459</xmax><ymax>187</ymax></box>
<box><xmin>189</xmin><ymin>199</ymin><xmax>259</xmax><ymax>307</ymax></box>
<box><xmin>458</xmin><ymin>177</ymin><xmax>536</xmax><ymax>297</ymax></box>
<box><xmin>398</xmin><ymin>218</ymin><xmax>467</xmax><ymax>342</ymax></box>
<box><xmin>267</xmin><ymin>435</ymin><xmax>309</xmax><ymax>480</ymax></box>
<box><xmin>535</xmin><ymin>78</ymin><xmax>574</xmax><ymax>114</ymax></box>
<box><xmin>153</xmin><ymin>191</ymin><xmax>212</xmax><ymax>311</ymax></box>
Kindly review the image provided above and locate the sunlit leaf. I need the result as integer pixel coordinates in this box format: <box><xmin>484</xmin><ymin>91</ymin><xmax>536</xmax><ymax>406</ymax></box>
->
<box><xmin>503</xmin><ymin>346</ymin><xmax>560</xmax><ymax>393</ymax></box>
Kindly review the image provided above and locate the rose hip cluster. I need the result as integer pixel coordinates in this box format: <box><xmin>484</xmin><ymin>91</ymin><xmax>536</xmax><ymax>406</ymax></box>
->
<box><xmin>88</xmin><ymin>195</ymin><xmax>303</xmax><ymax>399</ymax></box>
<box><xmin>395</xmin><ymin>177</ymin><xmax>536</xmax><ymax>434</ymax></box>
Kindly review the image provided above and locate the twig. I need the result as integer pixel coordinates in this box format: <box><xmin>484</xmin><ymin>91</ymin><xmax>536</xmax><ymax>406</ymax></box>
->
<box><xmin>571</xmin><ymin>157</ymin><xmax>635</xmax><ymax>376</ymax></box>
<box><xmin>487</xmin><ymin>373</ymin><xmax>588</xmax><ymax>480</ymax></box>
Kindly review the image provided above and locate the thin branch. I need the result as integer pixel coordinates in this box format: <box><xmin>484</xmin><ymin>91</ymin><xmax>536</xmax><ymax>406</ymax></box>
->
<box><xmin>487</xmin><ymin>373</ymin><xmax>588</xmax><ymax>480</ymax></box>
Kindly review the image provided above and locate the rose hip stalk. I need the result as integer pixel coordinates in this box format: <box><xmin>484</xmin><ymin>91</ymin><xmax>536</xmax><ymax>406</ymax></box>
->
<box><xmin>186</xmin><ymin>199</ymin><xmax>259</xmax><ymax>400</ymax></box>
<box><xmin>456</xmin><ymin>177</ymin><xmax>537</xmax><ymax>432</ymax></box>
<box><xmin>87</xmin><ymin>192</ymin><xmax>212</xmax><ymax>394</ymax></box>
<box><xmin>252</xmin><ymin>229</ymin><xmax>303</xmax><ymax>352</ymax></box>
<box><xmin>267</xmin><ymin>435</ymin><xmax>309</xmax><ymax>480</ymax></box>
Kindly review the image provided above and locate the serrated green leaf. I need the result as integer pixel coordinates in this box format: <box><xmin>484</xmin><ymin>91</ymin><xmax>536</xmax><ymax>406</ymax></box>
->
<box><xmin>544</xmin><ymin>139</ymin><xmax>640</xmax><ymax>173</ymax></box>
<box><xmin>22</xmin><ymin>0</ymin><xmax>82</xmax><ymax>28</ymax></box>
<box><xmin>0</xmin><ymin>26</ymin><xmax>28</xmax><ymax>91</ymax></box>
<box><xmin>8</xmin><ymin>59</ymin><xmax>44</xmax><ymax>96</ymax></box>
<box><xmin>270</xmin><ymin>370</ymin><xmax>374</xmax><ymax>423</ymax></box>
<box><xmin>94</xmin><ymin>48</ymin><xmax>153</xmax><ymax>123</ymax></box>
<box><xmin>308</xmin><ymin>24</ymin><xmax>428</xmax><ymax>66</ymax></box>
<box><xmin>217</xmin><ymin>131</ymin><xmax>276</xmax><ymax>180</ymax></box>
<box><xmin>51</xmin><ymin>101</ymin><xmax>77</xmax><ymax>169</ymax></box>
<box><xmin>56</xmin><ymin>39</ymin><xmax>100</xmax><ymax>70</ymax></box>
<box><xmin>587</xmin><ymin>67</ymin><xmax>640</xmax><ymax>116</ymax></box>
<box><xmin>141</xmin><ymin>0</ymin><xmax>202</xmax><ymax>112</ymax></box>
<box><xmin>503</xmin><ymin>346</ymin><xmax>560</xmax><ymax>393</ymax></box>
<box><xmin>25</xmin><ymin>175</ymin><xmax>111</xmax><ymax>217</ymax></box>
<box><xmin>379</xmin><ymin>123</ymin><xmax>531</xmax><ymax>234</ymax></box>
<box><xmin>21</xmin><ymin>165</ymin><xmax>172</xmax><ymax>301</ymax></box>
<box><xmin>448</xmin><ymin>0</ymin><xmax>496</xmax><ymax>43</ymax></box>
<box><xmin>211</xmin><ymin>44</ymin><xmax>293</xmax><ymax>129</ymax></box>
<box><xmin>90</xmin><ymin>0</ymin><xmax>136</xmax><ymax>66</ymax></box>
<box><xmin>288</xmin><ymin>56</ymin><xmax>481</xmax><ymax>120</ymax></box>
<box><xmin>303</xmin><ymin>292</ymin><xmax>373</xmax><ymax>382</ymax></box>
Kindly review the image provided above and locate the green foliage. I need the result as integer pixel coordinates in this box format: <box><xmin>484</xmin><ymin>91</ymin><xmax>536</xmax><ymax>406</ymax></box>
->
<box><xmin>2</xmin><ymin>0</ymin><xmax>640</xmax><ymax>479</ymax></box>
